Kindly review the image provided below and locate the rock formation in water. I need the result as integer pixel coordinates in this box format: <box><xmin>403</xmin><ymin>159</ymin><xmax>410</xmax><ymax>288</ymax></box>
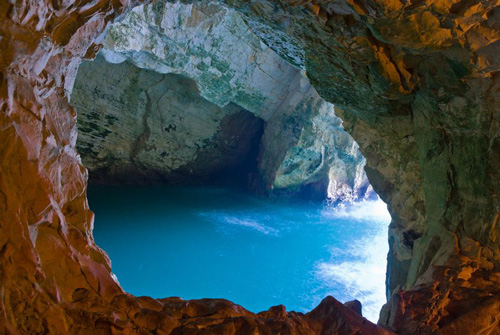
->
<box><xmin>1</xmin><ymin>0</ymin><xmax>499</xmax><ymax>335</ymax></box>
<box><xmin>71</xmin><ymin>2</ymin><xmax>370</xmax><ymax>201</ymax></box>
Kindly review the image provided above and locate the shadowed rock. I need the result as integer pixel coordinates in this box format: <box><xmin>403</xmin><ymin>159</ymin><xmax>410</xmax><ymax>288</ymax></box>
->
<box><xmin>344</xmin><ymin>299</ymin><xmax>363</xmax><ymax>316</ymax></box>
<box><xmin>72</xmin><ymin>2</ymin><xmax>370</xmax><ymax>201</ymax></box>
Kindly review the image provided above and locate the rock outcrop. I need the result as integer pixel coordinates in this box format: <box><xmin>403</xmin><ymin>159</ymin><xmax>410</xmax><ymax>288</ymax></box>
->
<box><xmin>1</xmin><ymin>0</ymin><xmax>499</xmax><ymax>335</ymax></box>
<box><xmin>71</xmin><ymin>2</ymin><xmax>370</xmax><ymax>201</ymax></box>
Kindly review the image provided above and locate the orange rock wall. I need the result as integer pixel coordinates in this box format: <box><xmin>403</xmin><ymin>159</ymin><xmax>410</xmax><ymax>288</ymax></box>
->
<box><xmin>226</xmin><ymin>1</ymin><xmax>500</xmax><ymax>334</ymax></box>
<box><xmin>0</xmin><ymin>1</ymin><xmax>131</xmax><ymax>333</ymax></box>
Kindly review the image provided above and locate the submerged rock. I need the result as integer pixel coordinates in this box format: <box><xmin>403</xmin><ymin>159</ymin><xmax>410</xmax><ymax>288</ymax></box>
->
<box><xmin>71</xmin><ymin>1</ymin><xmax>370</xmax><ymax>201</ymax></box>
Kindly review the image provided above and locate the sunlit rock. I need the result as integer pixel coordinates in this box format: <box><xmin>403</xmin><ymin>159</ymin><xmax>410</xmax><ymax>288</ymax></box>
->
<box><xmin>226</xmin><ymin>1</ymin><xmax>500</xmax><ymax>334</ymax></box>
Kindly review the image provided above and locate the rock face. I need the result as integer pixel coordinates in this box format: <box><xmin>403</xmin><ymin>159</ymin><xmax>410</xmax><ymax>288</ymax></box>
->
<box><xmin>0</xmin><ymin>3</ymin><xmax>389</xmax><ymax>334</ymax></box>
<box><xmin>72</xmin><ymin>55</ymin><xmax>264</xmax><ymax>185</ymax></box>
<box><xmin>71</xmin><ymin>2</ymin><xmax>370</xmax><ymax>201</ymax></box>
<box><xmin>1</xmin><ymin>1</ymin><xmax>499</xmax><ymax>335</ymax></box>
<box><xmin>224</xmin><ymin>1</ymin><xmax>500</xmax><ymax>334</ymax></box>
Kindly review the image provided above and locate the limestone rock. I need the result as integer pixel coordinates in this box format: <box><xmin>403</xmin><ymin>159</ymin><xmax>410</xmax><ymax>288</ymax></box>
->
<box><xmin>272</xmin><ymin>100</ymin><xmax>370</xmax><ymax>201</ymax></box>
<box><xmin>72</xmin><ymin>55</ymin><xmax>263</xmax><ymax>185</ymax></box>
<box><xmin>0</xmin><ymin>1</ymin><xmax>392</xmax><ymax>333</ymax></box>
<box><xmin>224</xmin><ymin>0</ymin><xmax>500</xmax><ymax>333</ymax></box>
<box><xmin>1</xmin><ymin>0</ymin><xmax>500</xmax><ymax>334</ymax></box>
<box><xmin>72</xmin><ymin>1</ymin><xmax>369</xmax><ymax>201</ymax></box>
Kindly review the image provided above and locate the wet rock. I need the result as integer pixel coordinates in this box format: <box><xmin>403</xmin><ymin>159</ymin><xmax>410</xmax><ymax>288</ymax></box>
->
<box><xmin>224</xmin><ymin>0</ymin><xmax>500</xmax><ymax>333</ymax></box>
<box><xmin>72</xmin><ymin>55</ymin><xmax>264</xmax><ymax>185</ymax></box>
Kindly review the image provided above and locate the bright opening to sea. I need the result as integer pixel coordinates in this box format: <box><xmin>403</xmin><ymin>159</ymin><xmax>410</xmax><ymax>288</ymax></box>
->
<box><xmin>89</xmin><ymin>185</ymin><xmax>391</xmax><ymax>322</ymax></box>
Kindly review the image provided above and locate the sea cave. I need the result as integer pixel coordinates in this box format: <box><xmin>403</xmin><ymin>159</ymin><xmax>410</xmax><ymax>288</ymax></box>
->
<box><xmin>71</xmin><ymin>2</ymin><xmax>389</xmax><ymax>322</ymax></box>
<box><xmin>1</xmin><ymin>1</ymin><xmax>499</xmax><ymax>335</ymax></box>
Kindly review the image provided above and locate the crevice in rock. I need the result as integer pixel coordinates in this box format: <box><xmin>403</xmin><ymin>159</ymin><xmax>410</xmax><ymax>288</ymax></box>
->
<box><xmin>130</xmin><ymin>80</ymin><xmax>157</xmax><ymax>164</ymax></box>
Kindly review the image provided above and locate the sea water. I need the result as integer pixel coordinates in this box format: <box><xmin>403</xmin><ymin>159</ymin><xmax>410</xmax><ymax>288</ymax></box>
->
<box><xmin>88</xmin><ymin>185</ymin><xmax>391</xmax><ymax>322</ymax></box>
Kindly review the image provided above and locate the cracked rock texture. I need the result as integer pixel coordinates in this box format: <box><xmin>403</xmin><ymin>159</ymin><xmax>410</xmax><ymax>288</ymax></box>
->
<box><xmin>71</xmin><ymin>2</ymin><xmax>370</xmax><ymax>201</ymax></box>
<box><xmin>0</xmin><ymin>0</ymin><xmax>392</xmax><ymax>333</ymax></box>
<box><xmin>1</xmin><ymin>0</ymin><xmax>499</xmax><ymax>335</ymax></box>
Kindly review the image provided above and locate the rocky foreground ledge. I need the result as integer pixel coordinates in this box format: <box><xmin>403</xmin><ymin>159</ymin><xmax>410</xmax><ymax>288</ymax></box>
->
<box><xmin>68</xmin><ymin>294</ymin><xmax>394</xmax><ymax>335</ymax></box>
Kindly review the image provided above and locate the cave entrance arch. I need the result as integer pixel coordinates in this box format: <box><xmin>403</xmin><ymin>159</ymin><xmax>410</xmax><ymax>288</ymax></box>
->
<box><xmin>69</xmin><ymin>0</ymin><xmax>392</xmax><ymax>324</ymax></box>
<box><xmin>3</xmin><ymin>0</ymin><xmax>499</xmax><ymax>333</ymax></box>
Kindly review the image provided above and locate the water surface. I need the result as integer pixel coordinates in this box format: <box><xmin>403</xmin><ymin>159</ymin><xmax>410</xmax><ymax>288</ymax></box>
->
<box><xmin>89</xmin><ymin>185</ymin><xmax>390</xmax><ymax>321</ymax></box>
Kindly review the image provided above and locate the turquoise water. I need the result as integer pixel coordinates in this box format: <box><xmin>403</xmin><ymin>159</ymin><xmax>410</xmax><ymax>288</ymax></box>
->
<box><xmin>89</xmin><ymin>185</ymin><xmax>390</xmax><ymax>321</ymax></box>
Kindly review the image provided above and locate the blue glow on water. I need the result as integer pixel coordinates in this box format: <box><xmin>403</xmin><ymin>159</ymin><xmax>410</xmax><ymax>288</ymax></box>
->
<box><xmin>89</xmin><ymin>185</ymin><xmax>390</xmax><ymax>322</ymax></box>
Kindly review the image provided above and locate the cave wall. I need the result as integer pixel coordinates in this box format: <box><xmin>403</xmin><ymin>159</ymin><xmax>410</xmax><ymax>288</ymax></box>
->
<box><xmin>72</xmin><ymin>55</ymin><xmax>264</xmax><ymax>185</ymax></box>
<box><xmin>72</xmin><ymin>2</ymin><xmax>370</xmax><ymax>201</ymax></box>
<box><xmin>0</xmin><ymin>1</ymin><xmax>128</xmax><ymax>333</ymax></box>
<box><xmin>1</xmin><ymin>0</ymin><xmax>499</xmax><ymax>334</ymax></box>
<box><xmin>223</xmin><ymin>0</ymin><xmax>500</xmax><ymax>333</ymax></box>
<box><xmin>0</xmin><ymin>1</ymin><xmax>392</xmax><ymax>334</ymax></box>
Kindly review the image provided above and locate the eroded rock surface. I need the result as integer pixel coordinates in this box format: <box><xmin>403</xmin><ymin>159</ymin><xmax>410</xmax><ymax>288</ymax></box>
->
<box><xmin>224</xmin><ymin>0</ymin><xmax>500</xmax><ymax>334</ymax></box>
<box><xmin>1</xmin><ymin>0</ymin><xmax>499</xmax><ymax>334</ymax></box>
<box><xmin>0</xmin><ymin>1</ymin><xmax>394</xmax><ymax>334</ymax></box>
<box><xmin>71</xmin><ymin>2</ymin><xmax>370</xmax><ymax>201</ymax></box>
<box><xmin>73</xmin><ymin>55</ymin><xmax>263</xmax><ymax>185</ymax></box>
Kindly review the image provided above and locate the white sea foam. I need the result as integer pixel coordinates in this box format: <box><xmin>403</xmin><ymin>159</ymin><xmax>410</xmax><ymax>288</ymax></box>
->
<box><xmin>323</xmin><ymin>197</ymin><xmax>391</xmax><ymax>223</ymax></box>
<box><xmin>200</xmin><ymin>211</ymin><xmax>279</xmax><ymax>235</ymax></box>
<box><xmin>199</xmin><ymin>198</ymin><xmax>390</xmax><ymax>321</ymax></box>
<box><xmin>223</xmin><ymin>216</ymin><xmax>279</xmax><ymax>235</ymax></box>
<box><xmin>316</xmin><ymin>198</ymin><xmax>390</xmax><ymax>322</ymax></box>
